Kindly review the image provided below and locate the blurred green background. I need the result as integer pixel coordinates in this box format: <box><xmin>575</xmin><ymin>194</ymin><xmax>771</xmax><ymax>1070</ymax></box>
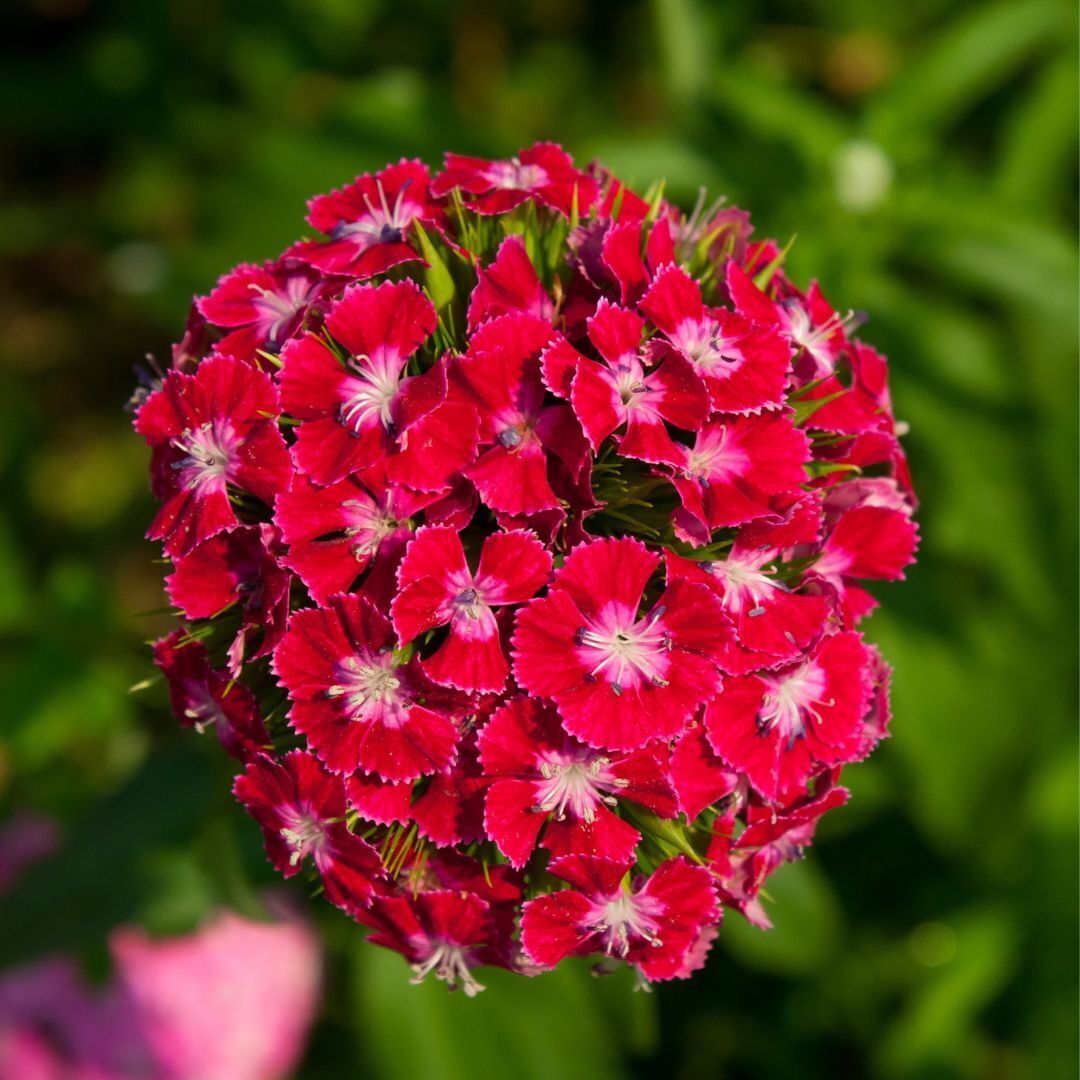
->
<box><xmin>1</xmin><ymin>0</ymin><xmax>1076</xmax><ymax>1077</ymax></box>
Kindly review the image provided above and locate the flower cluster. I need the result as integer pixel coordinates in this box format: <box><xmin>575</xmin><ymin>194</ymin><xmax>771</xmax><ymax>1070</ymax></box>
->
<box><xmin>137</xmin><ymin>145</ymin><xmax>918</xmax><ymax>994</ymax></box>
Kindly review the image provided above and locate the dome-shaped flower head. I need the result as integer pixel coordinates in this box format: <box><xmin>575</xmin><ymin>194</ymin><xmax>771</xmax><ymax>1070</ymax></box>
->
<box><xmin>273</xmin><ymin>593</ymin><xmax>460</xmax><ymax>782</ymax></box>
<box><xmin>293</xmin><ymin>159</ymin><xmax>446</xmax><ymax>278</ymax></box>
<box><xmin>391</xmin><ymin>525</ymin><xmax>552</xmax><ymax>693</ymax></box>
<box><xmin>477</xmin><ymin>696</ymin><xmax>678</xmax><ymax>868</ymax></box>
<box><xmin>233</xmin><ymin>750</ymin><xmax>384</xmax><ymax>914</ymax></box>
<box><xmin>512</xmin><ymin>537</ymin><xmax>731</xmax><ymax>751</ymax></box>
<box><xmin>135</xmin><ymin>354</ymin><xmax>292</xmax><ymax>558</ymax></box>
<box><xmin>704</xmin><ymin>631</ymin><xmax>873</xmax><ymax>802</ymax></box>
<box><xmin>520</xmin><ymin>854</ymin><xmax>719</xmax><ymax>982</ymax></box>
<box><xmin>432</xmin><ymin>142</ymin><xmax>598</xmax><ymax>217</ymax></box>
<box><xmin>640</xmin><ymin>262</ymin><xmax>793</xmax><ymax>415</ymax></box>
<box><xmin>197</xmin><ymin>258</ymin><xmax>326</xmax><ymax>364</ymax></box>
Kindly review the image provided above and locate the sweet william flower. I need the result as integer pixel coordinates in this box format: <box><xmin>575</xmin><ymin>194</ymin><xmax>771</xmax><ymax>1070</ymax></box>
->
<box><xmin>273</xmin><ymin>592</ymin><xmax>460</xmax><ymax>782</ymax></box>
<box><xmin>135</xmin><ymin>354</ymin><xmax>291</xmax><ymax>558</ymax></box>
<box><xmin>477</xmin><ymin>696</ymin><xmax>678</xmax><ymax>868</ymax></box>
<box><xmin>138</xmin><ymin>144</ymin><xmax>917</xmax><ymax>992</ymax></box>
<box><xmin>391</xmin><ymin>525</ymin><xmax>552</xmax><ymax>693</ymax></box>
<box><xmin>512</xmin><ymin>537</ymin><xmax>731</xmax><ymax>751</ymax></box>
<box><xmin>432</xmin><ymin>142</ymin><xmax>598</xmax><ymax>217</ymax></box>
<box><xmin>197</xmin><ymin>258</ymin><xmax>326</xmax><ymax>365</ymax></box>
<box><xmin>520</xmin><ymin>854</ymin><xmax>719</xmax><ymax>982</ymax></box>
<box><xmin>293</xmin><ymin>158</ymin><xmax>446</xmax><ymax>278</ymax></box>
<box><xmin>704</xmin><ymin>631</ymin><xmax>873</xmax><ymax>802</ymax></box>
<box><xmin>165</xmin><ymin>523</ymin><xmax>291</xmax><ymax>675</ymax></box>
<box><xmin>233</xmin><ymin>750</ymin><xmax>384</xmax><ymax>914</ymax></box>
<box><xmin>153</xmin><ymin>631</ymin><xmax>268</xmax><ymax>761</ymax></box>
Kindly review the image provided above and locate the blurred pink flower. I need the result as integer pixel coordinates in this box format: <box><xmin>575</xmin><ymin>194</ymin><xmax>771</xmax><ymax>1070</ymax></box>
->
<box><xmin>0</xmin><ymin>910</ymin><xmax>321</xmax><ymax>1080</ymax></box>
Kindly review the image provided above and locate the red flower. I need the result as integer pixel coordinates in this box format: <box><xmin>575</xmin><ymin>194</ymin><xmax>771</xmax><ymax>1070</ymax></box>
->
<box><xmin>273</xmin><ymin>593</ymin><xmax>459</xmax><ymax>782</ymax></box>
<box><xmin>391</xmin><ymin>526</ymin><xmax>552</xmax><ymax>693</ymax></box>
<box><xmin>708</xmin><ymin>780</ymin><xmax>848</xmax><ymax>927</ymax></box>
<box><xmin>477</xmin><ymin>696</ymin><xmax>677</xmax><ymax>867</ymax></box>
<box><xmin>293</xmin><ymin>159</ymin><xmax>446</xmax><ymax>278</ymax></box>
<box><xmin>274</xmin><ymin>466</ymin><xmax>437</xmax><ymax>606</ymax></box>
<box><xmin>432</xmin><ymin>143</ymin><xmax>598</xmax><ymax>217</ymax></box>
<box><xmin>165</xmin><ymin>524</ymin><xmax>291</xmax><ymax>674</ymax></box>
<box><xmin>467</xmin><ymin>235</ymin><xmax>553</xmax><ymax>330</ymax></box>
<box><xmin>448</xmin><ymin>313</ymin><xmax>580</xmax><ymax>515</ymax></box>
<box><xmin>548</xmin><ymin>299</ymin><xmax>710</xmax><ymax>465</ymax></box>
<box><xmin>520</xmin><ymin>854</ymin><xmax>718</xmax><ymax>982</ymax></box>
<box><xmin>703</xmin><ymin>631</ymin><xmax>872</xmax><ymax>802</ymax></box>
<box><xmin>233</xmin><ymin>750</ymin><xmax>384</xmax><ymax>914</ymax></box>
<box><xmin>197</xmin><ymin>259</ymin><xmax>326</xmax><ymax>364</ymax></box>
<box><xmin>640</xmin><ymin>263</ymin><xmax>792</xmax><ymax>414</ymax></box>
<box><xmin>356</xmin><ymin>890</ymin><xmax>509</xmax><ymax>995</ymax></box>
<box><xmin>512</xmin><ymin>537</ymin><xmax>730</xmax><ymax>751</ymax></box>
<box><xmin>278</xmin><ymin>280</ymin><xmax>438</xmax><ymax>485</ymax></box>
<box><xmin>153</xmin><ymin>631</ymin><xmax>268</xmax><ymax>761</ymax></box>
<box><xmin>665</xmin><ymin>545</ymin><xmax>830</xmax><ymax>670</ymax></box>
<box><xmin>135</xmin><ymin>355</ymin><xmax>291</xmax><ymax>558</ymax></box>
<box><xmin>669</xmin><ymin>411</ymin><xmax>811</xmax><ymax>539</ymax></box>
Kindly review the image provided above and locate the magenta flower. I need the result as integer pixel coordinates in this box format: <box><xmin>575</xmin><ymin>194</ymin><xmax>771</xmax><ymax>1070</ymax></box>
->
<box><xmin>477</xmin><ymin>696</ymin><xmax>678</xmax><ymax>868</ymax></box>
<box><xmin>153</xmin><ymin>631</ymin><xmax>268</xmax><ymax>761</ymax></box>
<box><xmin>273</xmin><ymin>593</ymin><xmax>459</xmax><ymax>781</ymax></box>
<box><xmin>293</xmin><ymin>158</ymin><xmax>446</xmax><ymax>278</ymax></box>
<box><xmin>197</xmin><ymin>258</ymin><xmax>326</xmax><ymax>364</ymax></box>
<box><xmin>432</xmin><ymin>142</ymin><xmax>598</xmax><ymax>217</ymax></box>
<box><xmin>552</xmin><ymin>299</ymin><xmax>711</xmax><ymax>465</ymax></box>
<box><xmin>274</xmin><ymin>465</ymin><xmax>437</xmax><ymax>605</ymax></box>
<box><xmin>233</xmin><ymin>750</ymin><xmax>384</xmax><ymax>913</ymax></box>
<box><xmin>136</xmin><ymin>145</ymin><xmax>918</xmax><ymax>991</ymax></box>
<box><xmin>640</xmin><ymin>262</ymin><xmax>793</xmax><ymax>415</ymax></box>
<box><xmin>135</xmin><ymin>354</ymin><xmax>292</xmax><ymax>558</ymax></box>
<box><xmin>391</xmin><ymin>525</ymin><xmax>552</xmax><ymax>693</ymax></box>
<box><xmin>467</xmin><ymin>234</ymin><xmax>554</xmax><ymax>330</ymax></box>
<box><xmin>520</xmin><ymin>854</ymin><xmax>719</xmax><ymax>981</ymax></box>
<box><xmin>165</xmin><ymin>523</ymin><xmax>291</xmax><ymax>674</ymax></box>
<box><xmin>704</xmin><ymin>631</ymin><xmax>873</xmax><ymax>802</ymax></box>
<box><xmin>512</xmin><ymin>537</ymin><xmax>730</xmax><ymax>750</ymax></box>
<box><xmin>279</xmin><ymin>279</ymin><xmax>438</xmax><ymax>485</ymax></box>
<box><xmin>448</xmin><ymin>313</ymin><xmax>576</xmax><ymax>515</ymax></box>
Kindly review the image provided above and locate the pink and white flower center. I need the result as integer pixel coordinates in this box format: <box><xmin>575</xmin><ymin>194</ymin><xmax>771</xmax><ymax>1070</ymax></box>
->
<box><xmin>332</xmin><ymin>180</ymin><xmax>421</xmax><ymax>251</ymax></box>
<box><xmin>533</xmin><ymin>749</ymin><xmax>628</xmax><ymax>823</ymax></box>
<box><xmin>611</xmin><ymin>362</ymin><xmax>651</xmax><ymax>409</ymax></box>
<box><xmin>575</xmin><ymin>603</ymin><xmax>672</xmax><ymax>694</ymax></box>
<box><xmin>708</xmin><ymin>553</ymin><xmax>779</xmax><ymax>615</ymax></box>
<box><xmin>327</xmin><ymin>653</ymin><xmax>407</xmax><ymax>725</ymax></box>
<box><xmin>684</xmin><ymin>426</ymin><xmax>748</xmax><ymax>482</ymax></box>
<box><xmin>410</xmin><ymin>941</ymin><xmax>484</xmax><ymax>996</ymax></box>
<box><xmin>757</xmin><ymin>660</ymin><xmax>830</xmax><ymax>748</ymax></box>
<box><xmin>483</xmin><ymin>158</ymin><xmax>547</xmax><ymax>192</ymax></box>
<box><xmin>171</xmin><ymin>419</ymin><xmax>242</xmax><ymax>492</ymax></box>
<box><xmin>278</xmin><ymin>807</ymin><xmax>328</xmax><ymax>866</ymax></box>
<box><xmin>585</xmin><ymin>891</ymin><xmax>664</xmax><ymax>957</ymax></box>
<box><xmin>671</xmin><ymin>316</ymin><xmax>741</xmax><ymax>373</ymax></box>
<box><xmin>249</xmin><ymin>276</ymin><xmax>313</xmax><ymax>343</ymax></box>
<box><xmin>181</xmin><ymin>681</ymin><xmax>227</xmax><ymax>734</ymax></box>
<box><xmin>339</xmin><ymin>355</ymin><xmax>402</xmax><ymax>433</ymax></box>
<box><xmin>778</xmin><ymin>300</ymin><xmax>854</xmax><ymax>373</ymax></box>
<box><xmin>341</xmin><ymin>499</ymin><xmax>400</xmax><ymax>559</ymax></box>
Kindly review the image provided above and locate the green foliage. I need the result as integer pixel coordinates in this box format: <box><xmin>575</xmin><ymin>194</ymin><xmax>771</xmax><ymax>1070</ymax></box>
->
<box><xmin>0</xmin><ymin>1</ymin><xmax>1075</xmax><ymax>1078</ymax></box>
